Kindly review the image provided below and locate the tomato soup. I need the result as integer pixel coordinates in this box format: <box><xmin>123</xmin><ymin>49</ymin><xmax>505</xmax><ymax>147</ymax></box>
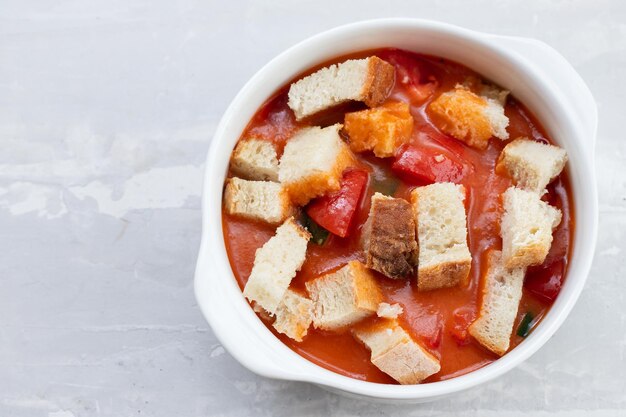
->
<box><xmin>221</xmin><ymin>49</ymin><xmax>573</xmax><ymax>383</ymax></box>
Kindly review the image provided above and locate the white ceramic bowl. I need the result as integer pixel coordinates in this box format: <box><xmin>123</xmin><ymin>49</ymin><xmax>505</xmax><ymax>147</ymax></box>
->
<box><xmin>195</xmin><ymin>19</ymin><xmax>598</xmax><ymax>402</ymax></box>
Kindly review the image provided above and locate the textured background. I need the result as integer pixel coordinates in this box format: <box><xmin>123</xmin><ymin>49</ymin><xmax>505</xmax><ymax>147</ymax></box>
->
<box><xmin>1</xmin><ymin>0</ymin><xmax>625</xmax><ymax>416</ymax></box>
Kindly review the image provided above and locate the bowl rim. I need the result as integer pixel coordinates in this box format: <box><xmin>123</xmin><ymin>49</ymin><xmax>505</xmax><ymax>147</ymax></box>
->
<box><xmin>195</xmin><ymin>18</ymin><xmax>598</xmax><ymax>400</ymax></box>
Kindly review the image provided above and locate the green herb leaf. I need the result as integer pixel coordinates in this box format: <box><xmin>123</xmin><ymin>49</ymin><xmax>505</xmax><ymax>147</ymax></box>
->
<box><xmin>300</xmin><ymin>211</ymin><xmax>329</xmax><ymax>246</ymax></box>
<box><xmin>371</xmin><ymin>177</ymin><xmax>400</xmax><ymax>196</ymax></box>
<box><xmin>516</xmin><ymin>312</ymin><xmax>535</xmax><ymax>338</ymax></box>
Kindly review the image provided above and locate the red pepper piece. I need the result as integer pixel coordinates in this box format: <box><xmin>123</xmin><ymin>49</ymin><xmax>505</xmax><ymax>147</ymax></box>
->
<box><xmin>450</xmin><ymin>307</ymin><xmax>475</xmax><ymax>346</ymax></box>
<box><xmin>525</xmin><ymin>260</ymin><xmax>565</xmax><ymax>304</ymax></box>
<box><xmin>305</xmin><ymin>170</ymin><xmax>369</xmax><ymax>238</ymax></box>
<box><xmin>392</xmin><ymin>144</ymin><xmax>465</xmax><ymax>185</ymax></box>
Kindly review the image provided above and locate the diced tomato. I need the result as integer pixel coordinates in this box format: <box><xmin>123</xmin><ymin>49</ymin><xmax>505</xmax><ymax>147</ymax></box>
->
<box><xmin>305</xmin><ymin>170</ymin><xmax>369</xmax><ymax>238</ymax></box>
<box><xmin>426</xmin><ymin>325</ymin><xmax>443</xmax><ymax>349</ymax></box>
<box><xmin>450</xmin><ymin>307</ymin><xmax>475</xmax><ymax>346</ymax></box>
<box><xmin>379</xmin><ymin>49</ymin><xmax>438</xmax><ymax>103</ymax></box>
<box><xmin>392</xmin><ymin>144</ymin><xmax>465</xmax><ymax>185</ymax></box>
<box><xmin>525</xmin><ymin>260</ymin><xmax>565</xmax><ymax>304</ymax></box>
<box><xmin>405</xmin><ymin>81</ymin><xmax>437</xmax><ymax>103</ymax></box>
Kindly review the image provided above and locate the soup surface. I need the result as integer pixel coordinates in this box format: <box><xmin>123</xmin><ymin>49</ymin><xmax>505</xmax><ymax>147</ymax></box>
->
<box><xmin>222</xmin><ymin>48</ymin><xmax>573</xmax><ymax>383</ymax></box>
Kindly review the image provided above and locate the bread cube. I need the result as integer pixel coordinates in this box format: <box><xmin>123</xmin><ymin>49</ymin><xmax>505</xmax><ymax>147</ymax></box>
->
<box><xmin>411</xmin><ymin>183</ymin><xmax>472</xmax><ymax>291</ymax></box>
<box><xmin>362</xmin><ymin>193</ymin><xmax>418</xmax><ymax>279</ymax></box>
<box><xmin>501</xmin><ymin>187</ymin><xmax>562</xmax><ymax>269</ymax></box>
<box><xmin>223</xmin><ymin>177</ymin><xmax>295</xmax><ymax>225</ymax></box>
<box><xmin>305</xmin><ymin>260</ymin><xmax>382</xmax><ymax>331</ymax></box>
<box><xmin>230</xmin><ymin>138</ymin><xmax>279</xmax><ymax>182</ymax></box>
<box><xmin>468</xmin><ymin>250</ymin><xmax>525</xmax><ymax>355</ymax></box>
<box><xmin>278</xmin><ymin>124</ymin><xmax>355</xmax><ymax>205</ymax></box>
<box><xmin>496</xmin><ymin>137</ymin><xmax>568</xmax><ymax>194</ymax></box>
<box><xmin>272</xmin><ymin>289</ymin><xmax>314</xmax><ymax>342</ymax></box>
<box><xmin>429</xmin><ymin>85</ymin><xmax>509</xmax><ymax>149</ymax></box>
<box><xmin>480</xmin><ymin>83</ymin><xmax>510</xmax><ymax>105</ymax></box>
<box><xmin>354</xmin><ymin>320</ymin><xmax>440</xmax><ymax>384</ymax></box>
<box><xmin>243</xmin><ymin>218</ymin><xmax>311</xmax><ymax>314</ymax></box>
<box><xmin>376</xmin><ymin>302</ymin><xmax>403</xmax><ymax>319</ymax></box>
<box><xmin>288</xmin><ymin>56</ymin><xmax>395</xmax><ymax>120</ymax></box>
<box><xmin>344</xmin><ymin>101</ymin><xmax>414</xmax><ymax>158</ymax></box>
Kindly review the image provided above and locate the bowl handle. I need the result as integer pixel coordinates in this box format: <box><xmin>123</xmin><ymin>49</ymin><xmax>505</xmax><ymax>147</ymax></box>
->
<box><xmin>487</xmin><ymin>35</ymin><xmax>598</xmax><ymax>157</ymax></box>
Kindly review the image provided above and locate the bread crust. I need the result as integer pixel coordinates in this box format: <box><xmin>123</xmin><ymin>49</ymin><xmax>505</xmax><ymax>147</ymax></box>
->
<box><xmin>362</xmin><ymin>56</ymin><xmax>396</xmax><ymax>107</ymax></box>
<box><xmin>417</xmin><ymin>259</ymin><xmax>471</xmax><ymax>291</ymax></box>
<box><xmin>504</xmin><ymin>242</ymin><xmax>548</xmax><ymax>269</ymax></box>
<box><xmin>362</xmin><ymin>193</ymin><xmax>418</xmax><ymax>279</ymax></box>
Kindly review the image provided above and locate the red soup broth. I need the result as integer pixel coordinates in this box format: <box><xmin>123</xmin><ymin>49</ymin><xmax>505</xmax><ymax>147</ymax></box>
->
<box><xmin>221</xmin><ymin>48</ymin><xmax>574</xmax><ymax>383</ymax></box>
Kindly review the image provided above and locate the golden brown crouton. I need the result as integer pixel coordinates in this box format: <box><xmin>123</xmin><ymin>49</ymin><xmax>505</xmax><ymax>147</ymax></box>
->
<box><xmin>344</xmin><ymin>101</ymin><xmax>414</xmax><ymax>158</ymax></box>
<box><xmin>428</xmin><ymin>85</ymin><xmax>509</xmax><ymax>149</ymax></box>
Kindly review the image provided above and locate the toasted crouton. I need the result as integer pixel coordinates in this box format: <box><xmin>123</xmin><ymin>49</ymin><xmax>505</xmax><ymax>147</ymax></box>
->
<box><xmin>468</xmin><ymin>250</ymin><xmax>525</xmax><ymax>355</ymax></box>
<box><xmin>305</xmin><ymin>260</ymin><xmax>382</xmax><ymax>331</ymax></box>
<box><xmin>377</xmin><ymin>302</ymin><xmax>403</xmax><ymax>319</ymax></box>
<box><xmin>278</xmin><ymin>124</ymin><xmax>355</xmax><ymax>205</ymax></box>
<box><xmin>223</xmin><ymin>177</ymin><xmax>295</xmax><ymax>224</ymax></box>
<box><xmin>272</xmin><ymin>289</ymin><xmax>314</xmax><ymax>342</ymax></box>
<box><xmin>429</xmin><ymin>85</ymin><xmax>509</xmax><ymax>149</ymax></box>
<box><xmin>501</xmin><ymin>187</ymin><xmax>562</xmax><ymax>269</ymax></box>
<box><xmin>287</xmin><ymin>56</ymin><xmax>395</xmax><ymax>120</ymax></box>
<box><xmin>362</xmin><ymin>193</ymin><xmax>418</xmax><ymax>279</ymax></box>
<box><xmin>480</xmin><ymin>83</ymin><xmax>510</xmax><ymax>105</ymax></box>
<box><xmin>230</xmin><ymin>138</ymin><xmax>279</xmax><ymax>182</ymax></box>
<box><xmin>496</xmin><ymin>138</ymin><xmax>568</xmax><ymax>194</ymax></box>
<box><xmin>411</xmin><ymin>183</ymin><xmax>472</xmax><ymax>291</ymax></box>
<box><xmin>354</xmin><ymin>320</ymin><xmax>440</xmax><ymax>384</ymax></box>
<box><xmin>344</xmin><ymin>101</ymin><xmax>414</xmax><ymax>158</ymax></box>
<box><xmin>243</xmin><ymin>218</ymin><xmax>311</xmax><ymax>314</ymax></box>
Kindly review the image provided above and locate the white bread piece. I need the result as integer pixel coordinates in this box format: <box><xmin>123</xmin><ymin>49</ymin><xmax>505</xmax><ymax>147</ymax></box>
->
<box><xmin>411</xmin><ymin>183</ymin><xmax>472</xmax><ymax>291</ymax></box>
<box><xmin>496</xmin><ymin>138</ymin><xmax>568</xmax><ymax>194</ymax></box>
<box><xmin>287</xmin><ymin>56</ymin><xmax>395</xmax><ymax>120</ymax></box>
<box><xmin>429</xmin><ymin>85</ymin><xmax>509</xmax><ymax>149</ymax></box>
<box><xmin>305</xmin><ymin>260</ymin><xmax>382</xmax><ymax>331</ymax></box>
<box><xmin>230</xmin><ymin>138</ymin><xmax>279</xmax><ymax>182</ymax></box>
<box><xmin>354</xmin><ymin>320</ymin><xmax>440</xmax><ymax>384</ymax></box>
<box><xmin>243</xmin><ymin>218</ymin><xmax>311</xmax><ymax>314</ymax></box>
<box><xmin>377</xmin><ymin>302</ymin><xmax>403</xmax><ymax>319</ymax></box>
<box><xmin>278</xmin><ymin>124</ymin><xmax>355</xmax><ymax>205</ymax></box>
<box><xmin>480</xmin><ymin>83</ymin><xmax>510</xmax><ymax>106</ymax></box>
<box><xmin>501</xmin><ymin>187</ymin><xmax>562</xmax><ymax>269</ymax></box>
<box><xmin>223</xmin><ymin>177</ymin><xmax>295</xmax><ymax>225</ymax></box>
<box><xmin>484</xmin><ymin>98</ymin><xmax>509</xmax><ymax>141</ymax></box>
<box><xmin>468</xmin><ymin>250</ymin><xmax>525</xmax><ymax>356</ymax></box>
<box><xmin>272</xmin><ymin>289</ymin><xmax>314</xmax><ymax>342</ymax></box>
